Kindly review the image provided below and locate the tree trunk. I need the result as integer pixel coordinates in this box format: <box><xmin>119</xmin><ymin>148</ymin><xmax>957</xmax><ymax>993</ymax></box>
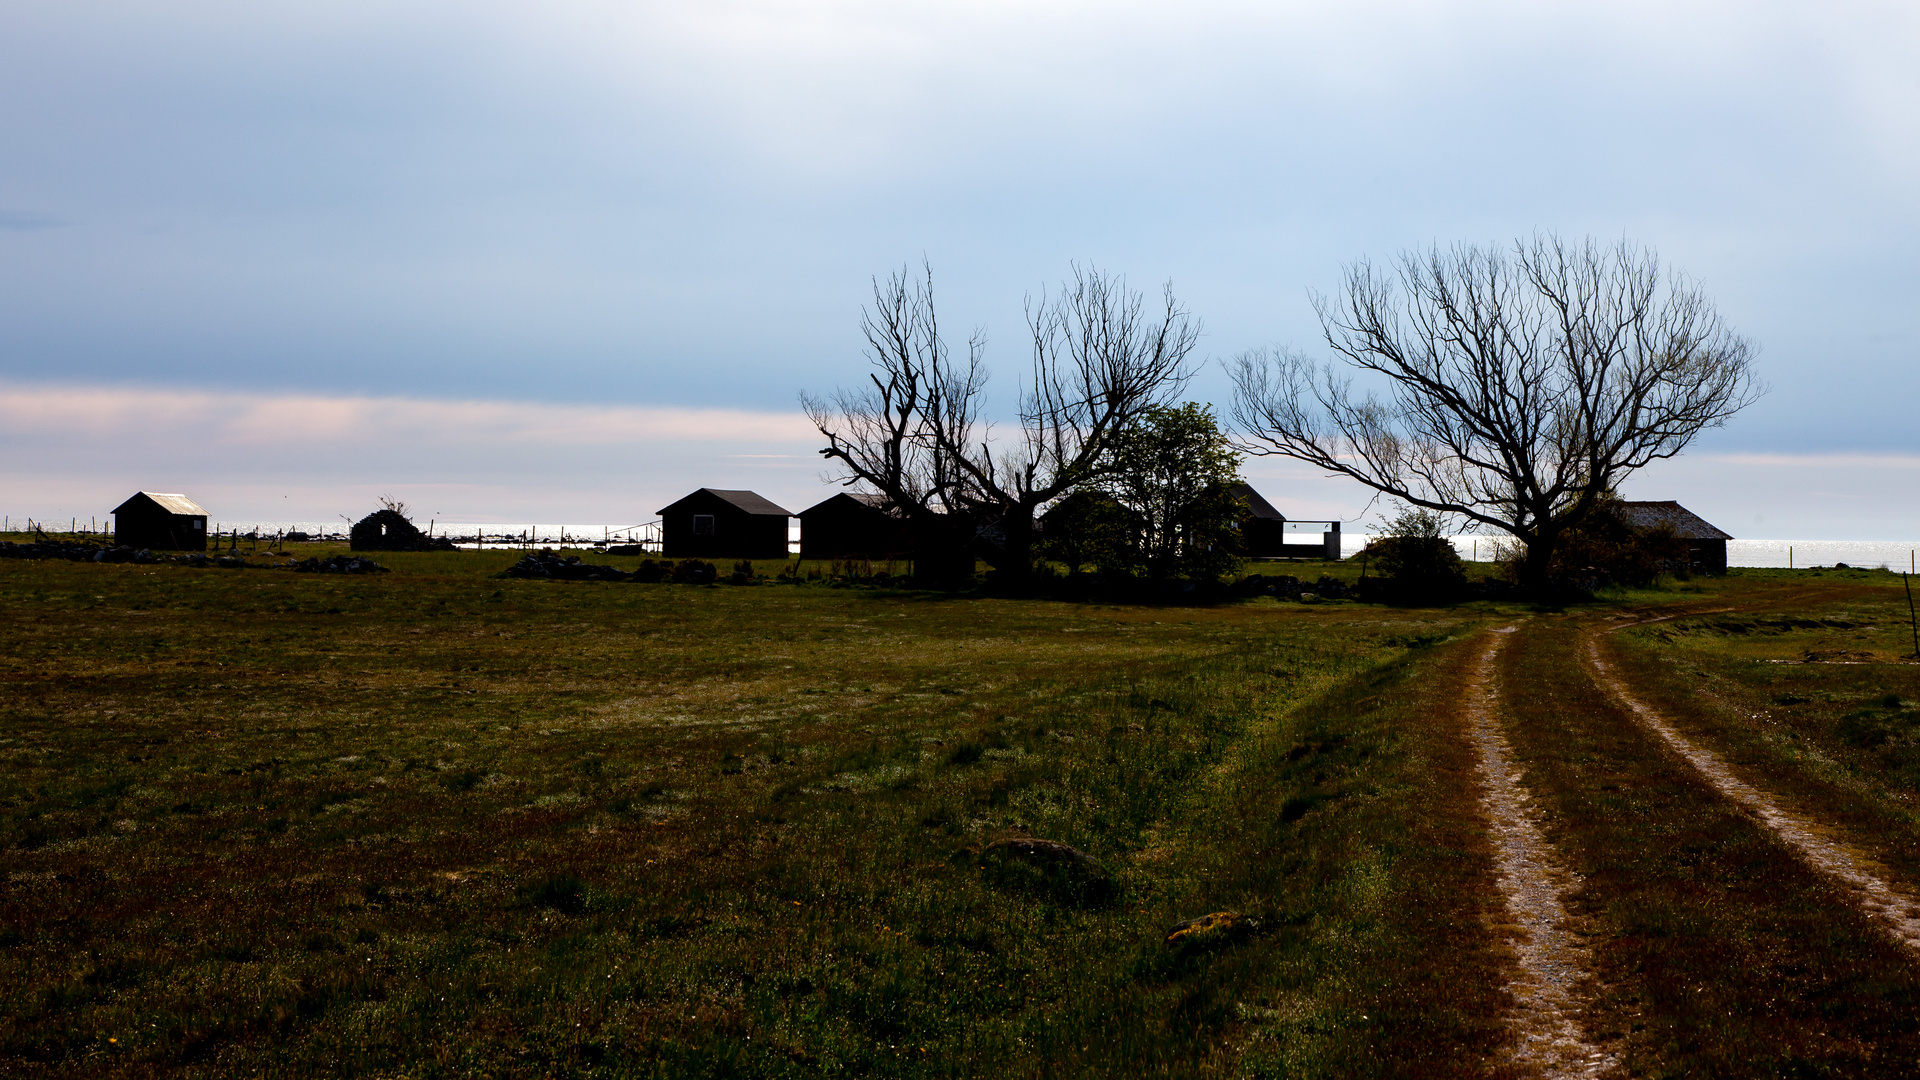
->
<box><xmin>909</xmin><ymin>513</ymin><xmax>977</xmax><ymax>588</ymax></box>
<box><xmin>991</xmin><ymin>511</ymin><xmax>1038</xmax><ymax>585</ymax></box>
<box><xmin>1517</xmin><ymin>529</ymin><xmax>1557</xmax><ymax>592</ymax></box>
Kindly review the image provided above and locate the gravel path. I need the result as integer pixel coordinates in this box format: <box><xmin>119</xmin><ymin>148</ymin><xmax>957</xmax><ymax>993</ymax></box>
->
<box><xmin>1467</xmin><ymin>628</ymin><xmax>1617</xmax><ymax>1078</ymax></box>
<box><xmin>1587</xmin><ymin>627</ymin><xmax>1920</xmax><ymax>952</ymax></box>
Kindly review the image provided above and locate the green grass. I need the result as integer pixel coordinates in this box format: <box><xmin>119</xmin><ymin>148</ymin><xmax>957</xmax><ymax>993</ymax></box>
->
<box><xmin>1604</xmin><ymin>569</ymin><xmax>1920</xmax><ymax>893</ymax></box>
<box><xmin>0</xmin><ymin>546</ymin><xmax>1515</xmax><ymax>1077</ymax></box>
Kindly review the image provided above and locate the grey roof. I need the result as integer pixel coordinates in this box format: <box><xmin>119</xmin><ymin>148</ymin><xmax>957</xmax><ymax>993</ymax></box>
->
<box><xmin>658</xmin><ymin>488</ymin><xmax>792</xmax><ymax>517</ymax></box>
<box><xmin>1229</xmin><ymin>483</ymin><xmax>1285</xmax><ymax>521</ymax></box>
<box><xmin>1614</xmin><ymin>500</ymin><xmax>1732</xmax><ymax>540</ymax></box>
<box><xmin>114</xmin><ymin>491</ymin><xmax>207</xmax><ymax>517</ymax></box>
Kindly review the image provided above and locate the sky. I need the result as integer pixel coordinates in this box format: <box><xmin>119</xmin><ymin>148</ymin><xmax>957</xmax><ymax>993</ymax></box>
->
<box><xmin>2</xmin><ymin>0</ymin><xmax>1917</xmax><ymax>537</ymax></box>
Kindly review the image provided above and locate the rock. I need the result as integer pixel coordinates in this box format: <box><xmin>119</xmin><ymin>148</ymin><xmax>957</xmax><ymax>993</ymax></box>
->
<box><xmin>499</xmin><ymin>551</ymin><xmax>628</xmax><ymax>581</ymax></box>
<box><xmin>2</xmin><ymin>539</ymin><xmax>110</xmax><ymax>562</ymax></box>
<box><xmin>980</xmin><ymin>835</ymin><xmax>1115</xmax><ymax>906</ymax></box>
<box><xmin>1164</xmin><ymin>910</ymin><xmax>1256</xmax><ymax>950</ymax></box>
<box><xmin>668</xmin><ymin>559</ymin><xmax>718</xmax><ymax>585</ymax></box>
<box><xmin>291</xmin><ymin>555</ymin><xmax>389</xmax><ymax>575</ymax></box>
<box><xmin>985</xmin><ymin>836</ymin><xmax>1103</xmax><ymax>871</ymax></box>
<box><xmin>1298</xmin><ymin>592</ymin><xmax>1320</xmax><ymax>604</ymax></box>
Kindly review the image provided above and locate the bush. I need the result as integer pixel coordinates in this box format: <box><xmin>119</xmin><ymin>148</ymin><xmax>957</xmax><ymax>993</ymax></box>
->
<box><xmin>1357</xmin><ymin>506</ymin><xmax>1466</xmax><ymax>604</ymax></box>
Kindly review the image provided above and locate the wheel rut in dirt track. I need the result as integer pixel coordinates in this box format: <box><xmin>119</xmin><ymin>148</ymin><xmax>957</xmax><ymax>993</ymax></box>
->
<box><xmin>1465</xmin><ymin>627</ymin><xmax>1616</xmax><ymax>1079</ymax></box>
<box><xmin>1586</xmin><ymin>623</ymin><xmax>1920</xmax><ymax>953</ymax></box>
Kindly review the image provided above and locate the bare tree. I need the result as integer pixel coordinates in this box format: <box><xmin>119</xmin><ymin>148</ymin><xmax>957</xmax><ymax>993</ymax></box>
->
<box><xmin>802</xmin><ymin>262</ymin><xmax>1201</xmax><ymax>581</ymax></box>
<box><xmin>1228</xmin><ymin>235</ymin><xmax>1761</xmax><ymax>588</ymax></box>
<box><xmin>800</xmin><ymin>265</ymin><xmax>985</xmax><ymax>579</ymax></box>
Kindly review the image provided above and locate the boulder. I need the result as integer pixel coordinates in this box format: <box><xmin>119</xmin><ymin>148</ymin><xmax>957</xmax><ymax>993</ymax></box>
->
<box><xmin>499</xmin><ymin>552</ymin><xmax>628</xmax><ymax>581</ymax></box>
<box><xmin>291</xmin><ymin>555</ymin><xmax>389</xmax><ymax>575</ymax></box>
<box><xmin>1164</xmin><ymin>910</ymin><xmax>1256</xmax><ymax>950</ymax></box>
<box><xmin>980</xmin><ymin>836</ymin><xmax>1115</xmax><ymax>906</ymax></box>
<box><xmin>984</xmin><ymin>836</ymin><xmax>1103</xmax><ymax>871</ymax></box>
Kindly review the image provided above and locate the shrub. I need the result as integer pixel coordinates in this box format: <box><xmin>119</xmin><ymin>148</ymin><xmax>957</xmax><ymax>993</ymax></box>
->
<box><xmin>1358</xmin><ymin>506</ymin><xmax>1466</xmax><ymax>604</ymax></box>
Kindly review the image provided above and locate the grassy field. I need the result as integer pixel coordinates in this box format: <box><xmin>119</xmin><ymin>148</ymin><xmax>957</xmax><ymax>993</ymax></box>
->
<box><xmin>7</xmin><ymin>545</ymin><xmax>1920</xmax><ymax>1076</ymax></box>
<box><xmin>1</xmin><ymin>542</ymin><xmax>1513</xmax><ymax>1077</ymax></box>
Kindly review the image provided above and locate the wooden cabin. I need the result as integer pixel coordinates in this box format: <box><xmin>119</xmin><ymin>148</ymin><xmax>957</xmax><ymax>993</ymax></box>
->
<box><xmin>110</xmin><ymin>491</ymin><xmax>208</xmax><ymax>551</ymax></box>
<box><xmin>658</xmin><ymin>488</ymin><xmax>792</xmax><ymax>559</ymax></box>
<box><xmin>799</xmin><ymin>492</ymin><xmax>912</xmax><ymax>560</ymax></box>
<box><xmin>1614</xmin><ymin>500</ymin><xmax>1732</xmax><ymax>574</ymax></box>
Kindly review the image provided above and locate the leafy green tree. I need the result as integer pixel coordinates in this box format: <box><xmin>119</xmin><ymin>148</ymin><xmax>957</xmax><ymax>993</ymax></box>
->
<box><xmin>1092</xmin><ymin>403</ymin><xmax>1245</xmax><ymax>582</ymax></box>
<box><xmin>1036</xmin><ymin>491</ymin><xmax>1137</xmax><ymax>576</ymax></box>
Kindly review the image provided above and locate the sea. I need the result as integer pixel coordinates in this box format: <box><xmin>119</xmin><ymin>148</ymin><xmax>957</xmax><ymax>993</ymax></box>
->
<box><xmin>1414</xmin><ymin>537</ymin><xmax>1920</xmax><ymax>572</ymax></box>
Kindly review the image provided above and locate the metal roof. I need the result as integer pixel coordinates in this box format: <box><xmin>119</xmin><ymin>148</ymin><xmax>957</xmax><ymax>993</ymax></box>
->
<box><xmin>1229</xmin><ymin>483</ymin><xmax>1285</xmax><ymax>521</ymax></box>
<box><xmin>657</xmin><ymin>488</ymin><xmax>792</xmax><ymax>517</ymax></box>
<box><xmin>1614</xmin><ymin>500</ymin><xmax>1732</xmax><ymax>541</ymax></box>
<box><xmin>113</xmin><ymin>491</ymin><xmax>207</xmax><ymax>517</ymax></box>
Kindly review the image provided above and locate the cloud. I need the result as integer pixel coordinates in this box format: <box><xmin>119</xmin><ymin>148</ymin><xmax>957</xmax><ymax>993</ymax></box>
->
<box><xmin>0</xmin><ymin>381</ymin><xmax>814</xmax><ymax>448</ymax></box>
<box><xmin>1701</xmin><ymin>452</ymin><xmax>1920</xmax><ymax>470</ymax></box>
<box><xmin>0</xmin><ymin>380</ymin><xmax>826</xmax><ymax>524</ymax></box>
<box><xmin>0</xmin><ymin>210</ymin><xmax>64</xmax><ymax>231</ymax></box>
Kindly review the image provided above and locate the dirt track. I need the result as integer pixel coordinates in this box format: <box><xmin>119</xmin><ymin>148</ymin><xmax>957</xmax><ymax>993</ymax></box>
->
<box><xmin>1586</xmin><ymin>625</ymin><xmax>1920</xmax><ymax>952</ymax></box>
<box><xmin>1463</xmin><ymin>627</ymin><xmax>1616</xmax><ymax>1078</ymax></box>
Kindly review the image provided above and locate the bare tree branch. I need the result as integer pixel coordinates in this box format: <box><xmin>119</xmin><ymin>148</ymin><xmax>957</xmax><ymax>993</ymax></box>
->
<box><xmin>1228</xmin><ymin>235</ymin><xmax>1762</xmax><ymax>587</ymax></box>
<box><xmin>803</xmin><ymin>262</ymin><xmax>1201</xmax><ymax>580</ymax></box>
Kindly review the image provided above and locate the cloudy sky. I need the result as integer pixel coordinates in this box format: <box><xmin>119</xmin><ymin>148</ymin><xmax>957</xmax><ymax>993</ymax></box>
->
<box><xmin>3</xmin><ymin>0</ymin><xmax>1916</xmax><ymax>537</ymax></box>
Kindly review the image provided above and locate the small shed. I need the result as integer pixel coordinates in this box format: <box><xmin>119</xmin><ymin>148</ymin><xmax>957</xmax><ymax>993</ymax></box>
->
<box><xmin>799</xmin><ymin>492</ymin><xmax>912</xmax><ymax>560</ymax></box>
<box><xmin>1614</xmin><ymin>500</ymin><xmax>1732</xmax><ymax>574</ymax></box>
<box><xmin>111</xmin><ymin>491</ymin><xmax>209</xmax><ymax>551</ymax></box>
<box><xmin>658</xmin><ymin>488</ymin><xmax>792</xmax><ymax>559</ymax></box>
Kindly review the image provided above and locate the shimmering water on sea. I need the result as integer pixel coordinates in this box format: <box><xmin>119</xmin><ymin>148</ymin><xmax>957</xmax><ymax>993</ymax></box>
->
<box><xmin>1339</xmin><ymin>536</ymin><xmax>1920</xmax><ymax>571</ymax></box>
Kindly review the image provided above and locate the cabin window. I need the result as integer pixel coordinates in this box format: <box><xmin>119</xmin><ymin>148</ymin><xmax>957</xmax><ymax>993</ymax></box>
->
<box><xmin>193</xmin><ymin>520</ymin><xmax>204</xmax><ymax>530</ymax></box>
<box><xmin>692</xmin><ymin>514</ymin><xmax>715</xmax><ymax>537</ymax></box>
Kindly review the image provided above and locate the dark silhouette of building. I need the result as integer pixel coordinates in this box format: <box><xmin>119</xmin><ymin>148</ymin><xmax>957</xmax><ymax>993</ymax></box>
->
<box><xmin>1229</xmin><ymin>484</ymin><xmax>1342</xmax><ymax>559</ymax></box>
<box><xmin>111</xmin><ymin>492</ymin><xmax>208</xmax><ymax>550</ymax></box>
<box><xmin>799</xmin><ymin>492</ymin><xmax>913</xmax><ymax>560</ymax></box>
<box><xmin>1614</xmin><ymin>500</ymin><xmax>1732</xmax><ymax>574</ymax></box>
<box><xmin>658</xmin><ymin>489</ymin><xmax>792</xmax><ymax>559</ymax></box>
<box><xmin>350</xmin><ymin>508</ymin><xmax>451</xmax><ymax>551</ymax></box>
<box><xmin>1230</xmin><ymin>484</ymin><xmax>1289</xmax><ymax>557</ymax></box>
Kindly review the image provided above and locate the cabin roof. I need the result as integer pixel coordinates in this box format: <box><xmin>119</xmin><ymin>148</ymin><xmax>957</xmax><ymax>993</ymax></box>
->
<box><xmin>1614</xmin><ymin>500</ymin><xmax>1732</xmax><ymax>541</ymax></box>
<box><xmin>113</xmin><ymin>491</ymin><xmax>207</xmax><ymax>517</ymax></box>
<box><xmin>801</xmin><ymin>491</ymin><xmax>892</xmax><ymax>515</ymax></box>
<box><xmin>658</xmin><ymin>488</ymin><xmax>792</xmax><ymax>517</ymax></box>
<box><xmin>1229</xmin><ymin>483</ymin><xmax>1285</xmax><ymax>521</ymax></box>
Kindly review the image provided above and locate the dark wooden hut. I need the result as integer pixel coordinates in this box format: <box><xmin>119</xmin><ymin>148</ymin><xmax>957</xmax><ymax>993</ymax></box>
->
<box><xmin>799</xmin><ymin>492</ymin><xmax>912</xmax><ymax>560</ymax></box>
<box><xmin>658</xmin><ymin>488</ymin><xmax>792</xmax><ymax>559</ymax></box>
<box><xmin>111</xmin><ymin>491</ymin><xmax>208</xmax><ymax>551</ymax></box>
<box><xmin>1613</xmin><ymin>500</ymin><xmax>1732</xmax><ymax>574</ymax></box>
